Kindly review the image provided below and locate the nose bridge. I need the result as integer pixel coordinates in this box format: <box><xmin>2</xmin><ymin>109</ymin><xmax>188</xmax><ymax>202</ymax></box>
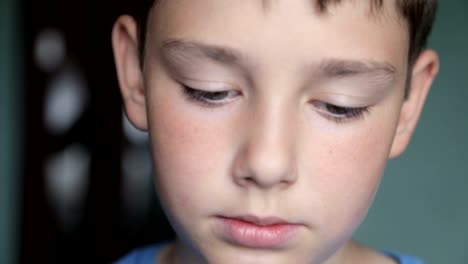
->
<box><xmin>235</xmin><ymin>96</ymin><xmax>297</xmax><ymax>189</ymax></box>
<box><xmin>253</xmin><ymin>98</ymin><xmax>291</xmax><ymax>156</ymax></box>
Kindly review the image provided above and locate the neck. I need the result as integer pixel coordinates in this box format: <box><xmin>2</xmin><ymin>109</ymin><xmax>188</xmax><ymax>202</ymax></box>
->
<box><xmin>158</xmin><ymin>239</ymin><xmax>206</xmax><ymax>264</ymax></box>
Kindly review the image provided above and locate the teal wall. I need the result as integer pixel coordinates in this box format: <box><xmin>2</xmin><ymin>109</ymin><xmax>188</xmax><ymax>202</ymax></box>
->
<box><xmin>0</xmin><ymin>0</ymin><xmax>21</xmax><ymax>263</ymax></box>
<box><xmin>355</xmin><ymin>1</ymin><xmax>468</xmax><ymax>263</ymax></box>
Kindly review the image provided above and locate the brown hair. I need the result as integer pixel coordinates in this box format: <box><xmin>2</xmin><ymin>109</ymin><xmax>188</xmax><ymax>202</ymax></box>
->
<box><xmin>135</xmin><ymin>0</ymin><xmax>437</xmax><ymax>69</ymax></box>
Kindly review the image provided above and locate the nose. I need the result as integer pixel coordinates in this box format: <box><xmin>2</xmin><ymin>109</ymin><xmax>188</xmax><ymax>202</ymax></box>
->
<box><xmin>232</xmin><ymin>102</ymin><xmax>297</xmax><ymax>190</ymax></box>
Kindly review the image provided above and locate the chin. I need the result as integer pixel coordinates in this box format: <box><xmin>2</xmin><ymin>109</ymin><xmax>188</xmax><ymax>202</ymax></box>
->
<box><xmin>193</xmin><ymin>242</ymin><xmax>320</xmax><ymax>264</ymax></box>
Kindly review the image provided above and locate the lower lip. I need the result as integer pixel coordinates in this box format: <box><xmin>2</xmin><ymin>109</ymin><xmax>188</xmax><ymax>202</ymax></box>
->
<box><xmin>220</xmin><ymin>217</ymin><xmax>299</xmax><ymax>249</ymax></box>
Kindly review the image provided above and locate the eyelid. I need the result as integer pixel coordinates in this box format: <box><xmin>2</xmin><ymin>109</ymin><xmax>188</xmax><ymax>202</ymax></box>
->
<box><xmin>312</xmin><ymin>92</ymin><xmax>374</xmax><ymax>108</ymax></box>
<box><xmin>181</xmin><ymin>78</ymin><xmax>237</xmax><ymax>92</ymax></box>
<box><xmin>315</xmin><ymin>86</ymin><xmax>389</xmax><ymax>104</ymax></box>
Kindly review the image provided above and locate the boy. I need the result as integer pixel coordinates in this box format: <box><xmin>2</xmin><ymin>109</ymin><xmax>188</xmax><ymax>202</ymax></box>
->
<box><xmin>111</xmin><ymin>0</ymin><xmax>439</xmax><ymax>263</ymax></box>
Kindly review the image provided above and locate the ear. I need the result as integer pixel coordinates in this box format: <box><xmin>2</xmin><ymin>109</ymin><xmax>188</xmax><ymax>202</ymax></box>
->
<box><xmin>389</xmin><ymin>50</ymin><xmax>439</xmax><ymax>159</ymax></box>
<box><xmin>112</xmin><ymin>15</ymin><xmax>148</xmax><ymax>131</ymax></box>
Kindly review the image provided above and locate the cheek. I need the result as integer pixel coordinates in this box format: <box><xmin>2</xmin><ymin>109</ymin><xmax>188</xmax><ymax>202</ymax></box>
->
<box><xmin>331</xmin><ymin>127</ymin><xmax>391</xmax><ymax>209</ymax></box>
<box><xmin>300</xmin><ymin>108</ymin><xmax>400</xmax><ymax>237</ymax></box>
<box><xmin>146</xmin><ymin>90</ymin><xmax>237</xmax><ymax>219</ymax></box>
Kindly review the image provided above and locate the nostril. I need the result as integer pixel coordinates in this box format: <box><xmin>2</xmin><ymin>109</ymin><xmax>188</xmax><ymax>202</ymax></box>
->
<box><xmin>231</xmin><ymin>138</ymin><xmax>297</xmax><ymax>189</ymax></box>
<box><xmin>238</xmin><ymin>176</ymin><xmax>255</xmax><ymax>187</ymax></box>
<box><xmin>232</xmin><ymin>156</ymin><xmax>296</xmax><ymax>189</ymax></box>
<box><xmin>232</xmin><ymin>164</ymin><xmax>256</xmax><ymax>187</ymax></box>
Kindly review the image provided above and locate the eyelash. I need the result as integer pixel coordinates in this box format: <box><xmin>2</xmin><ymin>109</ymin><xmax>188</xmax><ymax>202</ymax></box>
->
<box><xmin>183</xmin><ymin>86</ymin><xmax>240</xmax><ymax>106</ymax></box>
<box><xmin>182</xmin><ymin>85</ymin><xmax>369</xmax><ymax>123</ymax></box>
<box><xmin>311</xmin><ymin>101</ymin><xmax>369</xmax><ymax>123</ymax></box>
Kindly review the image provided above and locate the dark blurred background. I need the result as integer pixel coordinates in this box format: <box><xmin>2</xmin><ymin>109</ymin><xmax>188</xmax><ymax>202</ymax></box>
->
<box><xmin>0</xmin><ymin>0</ymin><xmax>467</xmax><ymax>263</ymax></box>
<box><xmin>0</xmin><ymin>0</ymin><xmax>174</xmax><ymax>263</ymax></box>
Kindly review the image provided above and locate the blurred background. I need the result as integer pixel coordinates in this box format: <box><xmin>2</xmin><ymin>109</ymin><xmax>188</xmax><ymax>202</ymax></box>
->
<box><xmin>0</xmin><ymin>0</ymin><xmax>467</xmax><ymax>263</ymax></box>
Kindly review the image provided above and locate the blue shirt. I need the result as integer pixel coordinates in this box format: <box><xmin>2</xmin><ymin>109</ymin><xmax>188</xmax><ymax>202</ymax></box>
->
<box><xmin>115</xmin><ymin>244</ymin><xmax>424</xmax><ymax>264</ymax></box>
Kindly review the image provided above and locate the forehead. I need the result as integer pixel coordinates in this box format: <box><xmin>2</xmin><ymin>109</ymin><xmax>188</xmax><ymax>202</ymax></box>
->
<box><xmin>149</xmin><ymin>0</ymin><xmax>405</xmax><ymax>42</ymax></box>
<box><xmin>252</xmin><ymin>0</ymin><xmax>389</xmax><ymax>14</ymax></box>
<box><xmin>148</xmin><ymin>0</ymin><xmax>408</xmax><ymax>75</ymax></box>
<box><xmin>152</xmin><ymin>0</ymin><xmax>394</xmax><ymax>13</ymax></box>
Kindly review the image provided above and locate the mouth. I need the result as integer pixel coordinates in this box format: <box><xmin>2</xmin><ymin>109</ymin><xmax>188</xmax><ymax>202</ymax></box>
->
<box><xmin>217</xmin><ymin>215</ymin><xmax>300</xmax><ymax>249</ymax></box>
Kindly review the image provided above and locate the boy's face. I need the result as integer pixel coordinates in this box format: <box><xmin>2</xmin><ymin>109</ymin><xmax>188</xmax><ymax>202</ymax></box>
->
<box><xmin>113</xmin><ymin>0</ymin><xmax>438</xmax><ymax>263</ymax></box>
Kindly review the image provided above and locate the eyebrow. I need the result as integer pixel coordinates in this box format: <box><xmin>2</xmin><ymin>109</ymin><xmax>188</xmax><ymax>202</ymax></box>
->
<box><xmin>161</xmin><ymin>39</ymin><xmax>245</xmax><ymax>66</ymax></box>
<box><xmin>315</xmin><ymin>59</ymin><xmax>397</xmax><ymax>84</ymax></box>
<box><xmin>161</xmin><ymin>39</ymin><xmax>397</xmax><ymax>86</ymax></box>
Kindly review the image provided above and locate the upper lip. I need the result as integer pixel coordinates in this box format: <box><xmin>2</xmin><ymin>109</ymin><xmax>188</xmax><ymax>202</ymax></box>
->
<box><xmin>222</xmin><ymin>215</ymin><xmax>292</xmax><ymax>226</ymax></box>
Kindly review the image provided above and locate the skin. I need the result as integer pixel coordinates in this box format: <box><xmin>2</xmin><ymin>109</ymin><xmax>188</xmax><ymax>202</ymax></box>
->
<box><xmin>112</xmin><ymin>0</ymin><xmax>439</xmax><ymax>263</ymax></box>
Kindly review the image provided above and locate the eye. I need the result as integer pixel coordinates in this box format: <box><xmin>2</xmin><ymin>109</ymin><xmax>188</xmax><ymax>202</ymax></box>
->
<box><xmin>183</xmin><ymin>86</ymin><xmax>241</xmax><ymax>106</ymax></box>
<box><xmin>312</xmin><ymin>101</ymin><xmax>369</xmax><ymax>123</ymax></box>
